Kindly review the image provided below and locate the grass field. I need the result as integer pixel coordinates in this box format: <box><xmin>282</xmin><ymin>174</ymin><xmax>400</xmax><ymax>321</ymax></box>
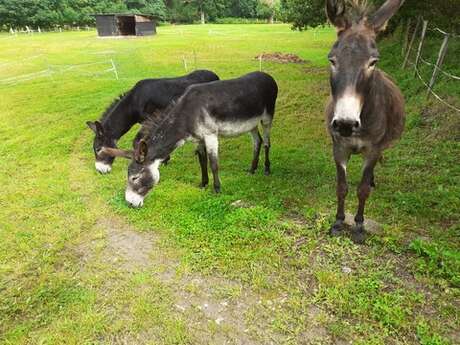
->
<box><xmin>0</xmin><ymin>24</ymin><xmax>459</xmax><ymax>345</ymax></box>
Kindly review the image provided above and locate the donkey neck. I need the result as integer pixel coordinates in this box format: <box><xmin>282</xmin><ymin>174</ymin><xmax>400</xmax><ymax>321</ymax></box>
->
<box><xmin>149</xmin><ymin>113</ymin><xmax>189</xmax><ymax>160</ymax></box>
<box><xmin>101</xmin><ymin>95</ymin><xmax>139</xmax><ymax>140</ymax></box>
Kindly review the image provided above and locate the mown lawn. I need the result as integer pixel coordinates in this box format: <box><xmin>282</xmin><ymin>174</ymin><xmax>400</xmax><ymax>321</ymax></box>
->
<box><xmin>0</xmin><ymin>24</ymin><xmax>458</xmax><ymax>345</ymax></box>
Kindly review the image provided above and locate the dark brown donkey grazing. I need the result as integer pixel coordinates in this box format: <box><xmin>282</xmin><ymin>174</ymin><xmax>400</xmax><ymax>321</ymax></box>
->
<box><xmin>325</xmin><ymin>0</ymin><xmax>405</xmax><ymax>243</ymax></box>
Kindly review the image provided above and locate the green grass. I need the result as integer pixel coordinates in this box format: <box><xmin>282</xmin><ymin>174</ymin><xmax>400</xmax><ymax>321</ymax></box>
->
<box><xmin>0</xmin><ymin>24</ymin><xmax>459</xmax><ymax>344</ymax></box>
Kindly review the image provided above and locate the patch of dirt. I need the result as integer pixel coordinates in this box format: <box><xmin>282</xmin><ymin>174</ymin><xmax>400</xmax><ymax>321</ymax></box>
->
<box><xmin>77</xmin><ymin>216</ymin><xmax>288</xmax><ymax>345</ymax></box>
<box><xmin>255</xmin><ymin>52</ymin><xmax>308</xmax><ymax>64</ymax></box>
<box><xmin>344</xmin><ymin>212</ymin><xmax>383</xmax><ymax>235</ymax></box>
<box><xmin>102</xmin><ymin>219</ymin><xmax>155</xmax><ymax>272</ymax></box>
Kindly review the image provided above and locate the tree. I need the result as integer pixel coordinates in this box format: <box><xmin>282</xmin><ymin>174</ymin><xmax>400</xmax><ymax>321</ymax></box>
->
<box><xmin>280</xmin><ymin>0</ymin><xmax>460</xmax><ymax>33</ymax></box>
<box><xmin>280</xmin><ymin>0</ymin><xmax>324</xmax><ymax>30</ymax></box>
<box><xmin>125</xmin><ymin>0</ymin><xmax>167</xmax><ymax>20</ymax></box>
<box><xmin>257</xmin><ymin>0</ymin><xmax>280</xmax><ymax>23</ymax></box>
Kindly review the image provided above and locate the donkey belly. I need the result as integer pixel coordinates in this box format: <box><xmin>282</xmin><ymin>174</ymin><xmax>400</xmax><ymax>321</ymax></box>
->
<box><xmin>217</xmin><ymin>117</ymin><xmax>261</xmax><ymax>137</ymax></box>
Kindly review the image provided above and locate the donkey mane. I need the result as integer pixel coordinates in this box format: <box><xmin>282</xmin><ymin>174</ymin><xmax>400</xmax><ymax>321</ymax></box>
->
<box><xmin>100</xmin><ymin>92</ymin><xmax>128</xmax><ymax>122</ymax></box>
<box><xmin>137</xmin><ymin>99</ymin><xmax>178</xmax><ymax>140</ymax></box>
<box><xmin>346</xmin><ymin>0</ymin><xmax>373</xmax><ymax>23</ymax></box>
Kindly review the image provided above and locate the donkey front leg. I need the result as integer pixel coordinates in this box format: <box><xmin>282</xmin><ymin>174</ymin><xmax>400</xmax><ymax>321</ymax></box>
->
<box><xmin>204</xmin><ymin>135</ymin><xmax>221</xmax><ymax>193</ymax></box>
<box><xmin>330</xmin><ymin>147</ymin><xmax>350</xmax><ymax>236</ymax></box>
<box><xmin>196</xmin><ymin>142</ymin><xmax>209</xmax><ymax>188</ymax></box>
<box><xmin>249</xmin><ymin>128</ymin><xmax>262</xmax><ymax>174</ymax></box>
<box><xmin>352</xmin><ymin>151</ymin><xmax>381</xmax><ymax>244</ymax></box>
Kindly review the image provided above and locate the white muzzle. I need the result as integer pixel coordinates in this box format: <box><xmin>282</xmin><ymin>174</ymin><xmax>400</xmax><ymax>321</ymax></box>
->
<box><xmin>125</xmin><ymin>188</ymin><xmax>144</xmax><ymax>208</ymax></box>
<box><xmin>95</xmin><ymin>161</ymin><xmax>112</xmax><ymax>174</ymax></box>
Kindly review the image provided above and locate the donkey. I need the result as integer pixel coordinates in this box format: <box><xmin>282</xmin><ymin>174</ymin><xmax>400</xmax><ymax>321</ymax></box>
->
<box><xmin>86</xmin><ymin>69</ymin><xmax>219</xmax><ymax>174</ymax></box>
<box><xmin>104</xmin><ymin>71</ymin><xmax>278</xmax><ymax>208</ymax></box>
<box><xmin>325</xmin><ymin>0</ymin><xmax>405</xmax><ymax>243</ymax></box>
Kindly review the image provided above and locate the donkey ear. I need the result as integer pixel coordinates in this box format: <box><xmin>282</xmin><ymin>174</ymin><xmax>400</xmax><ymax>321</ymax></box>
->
<box><xmin>134</xmin><ymin>139</ymin><xmax>148</xmax><ymax>163</ymax></box>
<box><xmin>86</xmin><ymin>121</ymin><xmax>98</xmax><ymax>133</ymax></box>
<box><xmin>100</xmin><ymin>147</ymin><xmax>133</xmax><ymax>160</ymax></box>
<box><xmin>86</xmin><ymin>120</ymin><xmax>104</xmax><ymax>137</ymax></box>
<box><xmin>326</xmin><ymin>0</ymin><xmax>350</xmax><ymax>33</ymax></box>
<box><xmin>369</xmin><ymin>0</ymin><xmax>404</xmax><ymax>32</ymax></box>
<box><xmin>94</xmin><ymin>121</ymin><xmax>104</xmax><ymax>137</ymax></box>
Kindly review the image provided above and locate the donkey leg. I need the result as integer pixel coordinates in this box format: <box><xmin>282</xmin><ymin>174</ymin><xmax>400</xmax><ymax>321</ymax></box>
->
<box><xmin>330</xmin><ymin>147</ymin><xmax>351</xmax><ymax>236</ymax></box>
<box><xmin>249</xmin><ymin>128</ymin><xmax>262</xmax><ymax>174</ymax></box>
<box><xmin>370</xmin><ymin>171</ymin><xmax>376</xmax><ymax>188</ymax></box>
<box><xmin>204</xmin><ymin>134</ymin><xmax>221</xmax><ymax>193</ymax></box>
<box><xmin>352</xmin><ymin>152</ymin><xmax>381</xmax><ymax>244</ymax></box>
<box><xmin>196</xmin><ymin>142</ymin><xmax>209</xmax><ymax>188</ymax></box>
<box><xmin>261</xmin><ymin>121</ymin><xmax>272</xmax><ymax>176</ymax></box>
<box><xmin>163</xmin><ymin>155</ymin><xmax>171</xmax><ymax>166</ymax></box>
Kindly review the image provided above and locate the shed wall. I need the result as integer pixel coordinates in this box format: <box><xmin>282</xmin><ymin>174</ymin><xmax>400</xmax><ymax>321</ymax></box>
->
<box><xmin>95</xmin><ymin>16</ymin><xmax>118</xmax><ymax>36</ymax></box>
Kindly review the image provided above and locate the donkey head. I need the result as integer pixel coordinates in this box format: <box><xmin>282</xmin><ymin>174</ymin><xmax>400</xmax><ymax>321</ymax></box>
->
<box><xmin>326</xmin><ymin>0</ymin><xmax>403</xmax><ymax>137</ymax></box>
<box><xmin>86</xmin><ymin>120</ymin><xmax>117</xmax><ymax>173</ymax></box>
<box><xmin>125</xmin><ymin>139</ymin><xmax>164</xmax><ymax>208</ymax></box>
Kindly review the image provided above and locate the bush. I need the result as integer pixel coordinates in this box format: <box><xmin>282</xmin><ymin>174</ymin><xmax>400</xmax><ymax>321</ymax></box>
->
<box><xmin>214</xmin><ymin>17</ymin><xmax>268</xmax><ymax>24</ymax></box>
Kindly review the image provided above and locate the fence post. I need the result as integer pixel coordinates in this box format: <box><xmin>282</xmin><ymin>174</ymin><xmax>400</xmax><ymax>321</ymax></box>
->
<box><xmin>427</xmin><ymin>34</ymin><xmax>450</xmax><ymax>98</ymax></box>
<box><xmin>110</xmin><ymin>59</ymin><xmax>119</xmax><ymax>80</ymax></box>
<box><xmin>402</xmin><ymin>17</ymin><xmax>421</xmax><ymax>69</ymax></box>
<box><xmin>414</xmin><ymin>20</ymin><xmax>428</xmax><ymax>75</ymax></box>
<box><xmin>402</xmin><ymin>18</ymin><xmax>412</xmax><ymax>56</ymax></box>
<box><xmin>182</xmin><ymin>56</ymin><xmax>188</xmax><ymax>72</ymax></box>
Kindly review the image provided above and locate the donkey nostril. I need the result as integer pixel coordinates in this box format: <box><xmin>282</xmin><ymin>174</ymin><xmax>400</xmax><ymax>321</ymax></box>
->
<box><xmin>332</xmin><ymin>120</ymin><xmax>339</xmax><ymax>129</ymax></box>
<box><xmin>353</xmin><ymin>121</ymin><xmax>360</xmax><ymax>129</ymax></box>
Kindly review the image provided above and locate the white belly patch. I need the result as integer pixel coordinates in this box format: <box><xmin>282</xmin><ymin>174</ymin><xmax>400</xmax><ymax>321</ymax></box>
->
<box><xmin>217</xmin><ymin>117</ymin><xmax>261</xmax><ymax>137</ymax></box>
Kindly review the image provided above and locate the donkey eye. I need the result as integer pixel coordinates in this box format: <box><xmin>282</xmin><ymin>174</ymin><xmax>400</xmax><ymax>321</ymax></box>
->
<box><xmin>369</xmin><ymin>59</ymin><xmax>379</xmax><ymax>68</ymax></box>
<box><xmin>329</xmin><ymin>58</ymin><xmax>337</xmax><ymax>67</ymax></box>
<box><xmin>130</xmin><ymin>174</ymin><xmax>140</xmax><ymax>182</ymax></box>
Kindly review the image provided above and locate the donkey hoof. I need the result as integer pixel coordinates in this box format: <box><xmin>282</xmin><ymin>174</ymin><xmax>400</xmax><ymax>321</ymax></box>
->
<box><xmin>247</xmin><ymin>168</ymin><xmax>256</xmax><ymax>175</ymax></box>
<box><xmin>264</xmin><ymin>168</ymin><xmax>271</xmax><ymax>176</ymax></box>
<box><xmin>329</xmin><ymin>223</ymin><xmax>344</xmax><ymax>237</ymax></box>
<box><xmin>199</xmin><ymin>182</ymin><xmax>208</xmax><ymax>189</ymax></box>
<box><xmin>214</xmin><ymin>186</ymin><xmax>221</xmax><ymax>194</ymax></box>
<box><xmin>351</xmin><ymin>225</ymin><xmax>366</xmax><ymax>244</ymax></box>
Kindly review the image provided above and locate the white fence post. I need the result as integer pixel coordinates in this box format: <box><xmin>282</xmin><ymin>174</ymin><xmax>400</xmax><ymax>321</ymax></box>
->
<box><xmin>110</xmin><ymin>59</ymin><xmax>119</xmax><ymax>80</ymax></box>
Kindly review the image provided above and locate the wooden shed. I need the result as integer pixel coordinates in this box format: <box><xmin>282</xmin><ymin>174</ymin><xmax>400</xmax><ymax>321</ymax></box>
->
<box><xmin>95</xmin><ymin>14</ymin><xmax>156</xmax><ymax>37</ymax></box>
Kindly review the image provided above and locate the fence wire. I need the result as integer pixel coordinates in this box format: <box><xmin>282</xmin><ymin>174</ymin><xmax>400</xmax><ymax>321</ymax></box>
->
<box><xmin>404</xmin><ymin>19</ymin><xmax>460</xmax><ymax>113</ymax></box>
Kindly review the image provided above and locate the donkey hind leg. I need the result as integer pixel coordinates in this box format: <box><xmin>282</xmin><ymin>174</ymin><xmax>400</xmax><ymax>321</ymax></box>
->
<box><xmin>330</xmin><ymin>147</ymin><xmax>351</xmax><ymax>237</ymax></box>
<box><xmin>261</xmin><ymin>119</ymin><xmax>272</xmax><ymax>176</ymax></box>
<box><xmin>204</xmin><ymin>134</ymin><xmax>221</xmax><ymax>193</ymax></box>
<box><xmin>196</xmin><ymin>142</ymin><xmax>209</xmax><ymax>188</ymax></box>
<box><xmin>249</xmin><ymin>128</ymin><xmax>262</xmax><ymax>174</ymax></box>
<box><xmin>352</xmin><ymin>151</ymin><xmax>381</xmax><ymax>244</ymax></box>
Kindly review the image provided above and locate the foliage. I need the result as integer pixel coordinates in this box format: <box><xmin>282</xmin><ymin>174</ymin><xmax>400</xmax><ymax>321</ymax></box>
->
<box><xmin>126</xmin><ymin>0</ymin><xmax>168</xmax><ymax>20</ymax></box>
<box><xmin>280</xmin><ymin>0</ymin><xmax>325</xmax><ymax>30</ymax></box>
<box><xmin>280</xmin><ymin>0</ymin><xmax>460</xmax><ymax>33</ymax></box>
<box><xmin>409</xmin><ymin>238</ymin><xmax>460</xmax><ymax>287</ymax></box>
<box><xmin>0</xmin><ymin>0</ymin><xmax>274</xmax><ymax>28</ymax></box>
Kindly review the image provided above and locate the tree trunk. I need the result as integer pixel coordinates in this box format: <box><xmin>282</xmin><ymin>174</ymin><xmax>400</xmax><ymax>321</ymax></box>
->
<box><xmin>200</xmin><ymin>9</ymin><xmax>205</xmax><ymax>24</ymax></box>
<box><xmin>268</xmin><ymin>13</ymin><xmax>274</xmax><ymax>24</ymax></box>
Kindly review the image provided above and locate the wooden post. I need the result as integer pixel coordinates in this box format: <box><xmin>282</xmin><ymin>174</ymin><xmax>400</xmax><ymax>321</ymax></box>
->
<box><xmin>402</xmin><ymin>17</ymin><xmax>421</xmax><ymax>69</ymax></box>
<box><xmin>414</xmin><ymin>20</ymin><xmax>428</xmax><ymax>75</ymax></box>
<box><xmin>427</xmin><ymin>34</ymin><xmax>450</xmax><ymax>98</ymax></box>
<box><xmin>402</xmin><ymin>18</ymin><xmax>412</xmax><ymax>56</ymax></box>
